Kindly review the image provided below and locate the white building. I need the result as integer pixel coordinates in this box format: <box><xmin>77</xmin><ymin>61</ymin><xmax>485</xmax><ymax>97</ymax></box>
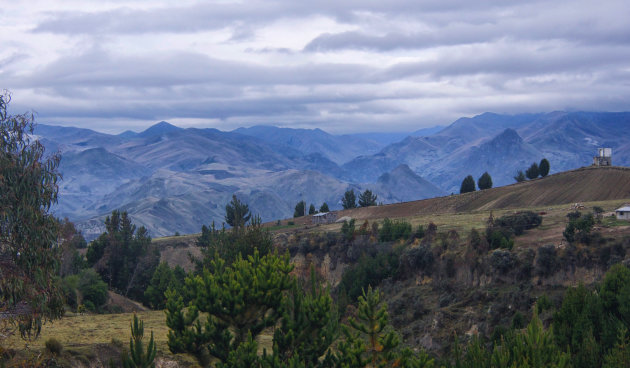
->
<box><xmin>615</xmin><ymin>206</ymin><xmax>630</xmax><ymax>220</ymax></box>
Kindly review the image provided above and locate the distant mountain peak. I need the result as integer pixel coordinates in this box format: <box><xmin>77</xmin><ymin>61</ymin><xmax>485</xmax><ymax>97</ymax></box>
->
<box><xmin>139</xmin><ymin>121</ymin><xmax>182</xmax><ymax>137</ymax></box>
<box><xmin>492</xmin><ymin>128</ymin><xmax>523</xmax><ymax>144</ymax></box>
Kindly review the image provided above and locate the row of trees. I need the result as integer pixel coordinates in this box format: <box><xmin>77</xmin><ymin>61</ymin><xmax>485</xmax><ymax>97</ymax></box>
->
<box><xmin>460</xmin><ymin>172</ymin><xmax>493</xmax><ymax>194</ymax></box>
<box><xmin>342</xmin><ymin>189</ymin><xmax>378</xmax><ymax>209</ymax></box>
<box><xmin>515</xmin><ymin>158</ymin><xmax>550</xmax><ymax>182</ymax></box>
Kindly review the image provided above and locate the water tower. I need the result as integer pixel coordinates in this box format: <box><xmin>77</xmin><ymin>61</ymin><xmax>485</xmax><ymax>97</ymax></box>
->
<box><xmin>593</xmin><ymin>148</ymin><xmax>612</xmax><ymax>166</ymax></box>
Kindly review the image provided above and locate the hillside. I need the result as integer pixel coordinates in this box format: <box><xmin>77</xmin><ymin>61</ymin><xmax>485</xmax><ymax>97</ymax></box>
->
<box><xmin>323</xmin><ymin>166</ymin><xmax>630</xmax><ymax>222</ymax></box>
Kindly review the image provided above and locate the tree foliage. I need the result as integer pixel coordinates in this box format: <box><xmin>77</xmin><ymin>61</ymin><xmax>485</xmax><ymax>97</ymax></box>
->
<box><xmin>86</xmin><ymin>210</ymin><xmax>158</xmax><ymax>302</ymax></box>
<box><xmin>319</xmin><ymin>202</ymin><xmax>330</xmax><ymax>213</ymax></box>
<box><xmin>358</xmin><ymin>189</ymin><xmax>377</xmax><ymax>207</ymax></box>
<box><xmin>460</xmin><ymin>175</ymin><xmax>476</xmax><ymax>194</ymax></box>
<box><xmin>514</xmin><ymin>170</ymin><xmax>526</xmax><ymax>183</ymax></box>
<box><xmin>477</xmin><ymin>172</ymin><xmax>493</xmax><ymax>190</ymax></box>
<box><xmin>539</xmin><ymin>158</ymin><xmax>550</xmax><ymax>177</ymax></box>
<box><xmin>196</xmin><ymin>216</ymin><xmax>272</xmax><ymax>267</ymax></box>
<box><xmin>294</xmin><ymin>201</ymin><xmax>306</xmax><ymax>218</ymax></box>
<box><xmin>342</xmin><ymin>189</ymin><xmax>357</xmax><ymax>209</ymax></box>
<box><xmin>144</xmin><ymin>262</ymin><xmax>185</xmax><ymax>310</ymax></box>
<box><xmin>309</xmin><ymin>204</ymin><xmax>316</xmax><ymax>215</ymax></box>
<box><xmin>122</xmin><ymin>314</ymin><xmax>157</xmax><ymax>368</ymax></box>
<box><xmin>225</xmin><ymin>194</ymin><xmax>251</xmax><ymax>229</ymax></box>
<box><xmin>166</xmin><ymin>251</ymin><xmax>340</xmax><ymax>367</ymax></box>
<box><xmin>0</xmin><ymin>91</ymin><xmax>64</xmax><ymax>340</ymax></box>
<box><xmin>337</xmin><ymin>287</ymin><xmax>434</xmax><ymax>368</ymax></box>
<box><xmin>526</xmin><ymin>162</ymin><xmax>540</xmax><ymax>180</ymax></box>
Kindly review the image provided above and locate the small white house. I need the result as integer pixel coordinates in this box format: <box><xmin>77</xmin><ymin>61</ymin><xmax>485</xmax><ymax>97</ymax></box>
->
<box><xmin>615</xmin><ymin>206</ymin><xmax>630</xmax><ymax>220</ymax></box>
<box><xmin>312</xmin><ymin>212</ymin><xmax>337</xmax><ymax>224</ymax></box>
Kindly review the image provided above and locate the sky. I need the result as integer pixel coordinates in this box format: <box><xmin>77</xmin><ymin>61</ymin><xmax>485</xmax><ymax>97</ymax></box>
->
<box><xmin>2</xmin><ymin>1</ymin><xmax>630</xmax><ymax>134</ymax></box>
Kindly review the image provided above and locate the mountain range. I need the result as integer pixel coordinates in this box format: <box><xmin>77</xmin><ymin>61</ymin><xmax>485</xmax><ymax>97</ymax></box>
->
<box><xmin>35</xmin><ymin>111</ymin><xmax>630</xmax><ymax>239</ymax></box>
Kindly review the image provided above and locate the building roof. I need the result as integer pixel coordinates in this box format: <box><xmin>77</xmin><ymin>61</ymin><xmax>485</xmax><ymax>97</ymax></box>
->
<box><xmin>313</xmin><ymin>212</ymin><xmax>329</xmax><ymax>217</ymax></box>
<box><xmin>616</xmin><ymin>206</ymin><xmax>630</xmax><ymax>212</ymax></box>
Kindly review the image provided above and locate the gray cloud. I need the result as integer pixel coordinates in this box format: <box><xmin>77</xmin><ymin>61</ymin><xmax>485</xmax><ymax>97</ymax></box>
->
<box><xmin>3</xmin><ymin>0</ymin><xmax>629</xmax><ymax>133</ymax></box>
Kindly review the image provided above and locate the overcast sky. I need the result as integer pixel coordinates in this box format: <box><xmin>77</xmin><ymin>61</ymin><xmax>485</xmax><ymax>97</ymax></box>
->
<box><xmin>2</xmin><ymin>1</ymin><xmax>630</xmax><ymax>134</ymax></box>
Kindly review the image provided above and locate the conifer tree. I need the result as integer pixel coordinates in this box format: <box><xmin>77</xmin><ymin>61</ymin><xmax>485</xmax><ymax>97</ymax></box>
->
<box><xmin>460</xmin><ymin>175</ymin><xmax>476</xmax><ymax>194</ymax></box>
<box><xmin>309</xmin><ymin>204</ymin><xmax>316</xmax><ymax>215</ymax></box>
<box><xmin>122</xmin><ymin>314</ymin><xmax>157</xmax><ymax>368</ymax></box>
<box><xmin>225</xmin><ymin>194</ymin><xmax>251</xmax><ymax>229</ymax></box>
<box><xmin>514</xmin><ymin>170</ymin><xmax>526</xmax><ymax>183</ymax></box>
<box><xmin>539</xmin><ymin>158</ymin><xmax>550</xmax><ymax>177</ymax></box>
<box><xmin>337</xmin><ymin>287</ymin><xmax>434</xmax><ymax>368</ymax></box>
<box><xmin>358</xmin><ymin>189</ymin><xmax>377</xmax><ymax>207</ymax></box>
<box><xmin>294</xmin><ymin>201</ymin><xmax>306</xmax><ymax>218</ymax></box>
<box><xmin>342</xmin><ymin>189</ymin><xmax>357</xmax><ymax>209</ymax></box>
<box><xmin>526</xmin><ymin>162</ymin><xmax>540</xmax><ymax>179</ymax></box>
<box><xmin>477</xmin><ymin>172</ymin><xmax>493</xmax><ymax>190</ymax></box>
<box><xmin>319</xmin><ymin>202</ymin><xmax>330</xmax><ymax>213</ymax></box>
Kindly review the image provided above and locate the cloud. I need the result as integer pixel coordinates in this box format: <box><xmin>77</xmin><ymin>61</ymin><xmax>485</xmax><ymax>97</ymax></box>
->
<box><xmin>2</xmin><ymin>0</ymin><xmax>629</xmax><ymax>134</ymax></box>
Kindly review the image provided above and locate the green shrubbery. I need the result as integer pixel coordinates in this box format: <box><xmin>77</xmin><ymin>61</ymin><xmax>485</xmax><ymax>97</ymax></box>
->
<box><xmin>379</xmin><ymin>218</ymin><xmax>413</xmax><ymax>242</ymax></box>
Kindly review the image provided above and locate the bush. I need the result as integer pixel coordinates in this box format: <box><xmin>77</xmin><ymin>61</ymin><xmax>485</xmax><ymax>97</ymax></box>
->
<box><xmin>491</xmin><ymin>249</ymin><xmax>515</xmax><ymax>274</ymax></box>
<box><xmin>78</xmin><ymin>269</ymin><xmax>109</xmax><ymax>311</ymax></box>
<box><xmin>488</xmin><ymin>229</ymin><xmax>514</xmax><ymax>250</ymax></box>
<box><xmin>337</xmin><ymin>249</ymin><xmax>400</xmax><ymax>303</ymax></box>
<box><xmin>536</xmin><ymin>245</ymin><xmax>557</xmax><ymax>277</ymax></box>
<box><xmin>379</xmin><ymin>218</ymin><xmax>412</xmax><ymax>242</ymax></box>
<box><xmin>45</xmin><ymin>338</ymin><xmax>63</xmax><ymax>355</ymax></box>
<box><xmin>514</xmin><ymin>170</ymin><xmax>526</xmax><ymax>182</ymax></box>
<box><xmin>401</xmin><ymin>246</ymin><xmax>434</xmax><ymax>275</ymax></box>
<box><xmin>564</xmin><ymin>212</ymin><xmax>595</xmax><ymax>244</ymax></box>
<box><xmin>341</xmin><ymin>219</ymin><xmax>356</xmax><ymax>241</ymax></box>
<box><xmin>495</xmin><ymin>211</ymin><xmax>543</xmax><ymax>236</ymax></box>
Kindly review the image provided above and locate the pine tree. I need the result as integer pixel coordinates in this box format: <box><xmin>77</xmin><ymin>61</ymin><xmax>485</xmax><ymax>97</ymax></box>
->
<box><xmin>294</xmin><ymin>201</ymin><xmax>306</xmax><ymax>218</ymax></box>
<box><xmin>319</xmin><ymin>202</ymin><xmax>330</xmax><ymax>213</ymax></box>
<box><xmin>460</xmin><ymin>175</ymin><xmax>476</xmax><ymax>194</ymax></box>
<box><xmin>225</xmin><ymin>194</ymin><xmax>251</xmax><ymax>229</ymax></box>
<box><xmin>477</xmin><ymin>172</ymin><xmax>493</xmax><ymax>190</ymax></box>
<box><xmin>309</xmin><ymin>204</ymin><xmax>316</xmax><ymax>215</ymax></box>
<box><xmin>526</xmin><ymin>162</ymin><xmax>540</xmax><ymax>179</ymax></box>
<box><xmin>166</xmin><ymin>251</ymin><xmax>295</xmax><ymax>366</ymax></box>
<box><xmin>514</xmin><ymin>170</ymin><xmax>526</xmax><ymax>183</ymax></box>
<box><xmin>122</xmin><ymin>314</ymin><xmax>157</xmax><ymax>368</ymax></box>
<box><xmin>358</xmin><ymin>189</ymin><xmax>378</xmax><ymax>207</ymax></box>
<box><xmin>342</xmin><ymin>189</ymin><xmax>357</xmax><ymax>209</ymax></box>
<box><xmin>539</xmin><ymin>158</ymin><xmax>550</xmax><ymax>177</ymax></box>
<box><xmin>337</xmin><ymin>287</ymin><xmax>434</xmax><ymax>367</ymax></box>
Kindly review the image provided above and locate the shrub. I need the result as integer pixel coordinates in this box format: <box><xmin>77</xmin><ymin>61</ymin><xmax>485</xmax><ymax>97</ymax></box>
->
<box><xmin>514</xmin><ymin>170</ymin><xmax>526</xmax><ymax>182</ymax></box>
<box><xmin>536</xmin><ymin>245</ymin><xmax>557</xmax><ymax>277</ymax></box>
<box><xmin>403</xmin><ymin>246</ymin><xmax>434</xmax><ymax>273</ymax></box>
<box><xmin>488</xmin><ymin>229</ymin><xmax>514</xmax><ymax>250</ymax></box>
<box><xmin>512</xmin><ymin>311</ymin><xmax>525</xmax><ymax>329</ymax></box>
<box><xmin>341</xmin><ymin>219</ymin><xmax>356</xmax><ymax>241</ymax></box>
<box><xmin>495</xmin><ymin>211</ymin><xmax>543</xmax><ymax>236</ymax></box>
<box><xmin>379</xmin><ymin>218</ymin><xmax>412</xmax><ymax>242</ymax></box>
<box><xmin>45</xmin><ymin>338</ymin><xmax>63</xmax><ymax>355</ymax></box>
<box><xmin>564</xmin><ymin>212</ymin><xmax>595</xmax><ymax>244</ymax></box>
<box><xmin>337</xmin><ymin>249</ymin><xmax>400</xmax><ymax>303</ymax></box>
<box><xmin>491</xmin><ymin>249</ymin><xmax>515</xmax><ymax>274</ymax></box>
<box><xmin>78</xmin><ymin>269</ymin><xmax>109</xmax><ymax>311</ymax></box>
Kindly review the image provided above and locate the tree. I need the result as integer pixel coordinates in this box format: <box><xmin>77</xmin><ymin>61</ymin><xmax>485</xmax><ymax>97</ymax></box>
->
<box><xmin>144</xmin><ymin>262</ymin><xmax>184</xmax><ymax>310</ymax></box>
<box><xmin>196</xmin><ymin>216</ymin><xmax>272</xmax><ymax>267</ymax></box>
<box><xmin>122</xmin><ymin>314</ymin><xmax>157</xmax><ymax>368</ymax></box>
<box><xmin>358</xmin><ymin>189</ymin><xmax>377</xmax><ymax>207</ymax></box>
<box><xmin>514</xmin><ymin>170</ymin><xmax>526</xmax><ymax>183</ymax></box>
<box><xmin>0</xmin><ymin>91</ymin><xmax>64</xmax><ymax>340</ymax></box>
<box><xmin>309</xmin><ymin>204</ymin><xmax>316</xmax><ymax>215</ymax></box>
<box><xmin>294</xmin><ymin>201</ymin><xmax>306</xmax><ymax>218</ymax></box>
<box><xmin>86</xmin><ymin>210</ymin><xmax>158</xmax><ymax>302</ymax></box>
<box><xmin>224</xmin><ymin>194</ymin><xmax>251</xmax><ymax>229</ymax></box>
<box><xmin>319</xmin><ymin>202</ymin><xmax>330</xmax><ymax>213</ymax></box>
<box><xmin>526</xmin><ymin>162</ymin><xmax>540</xmax><ymax>179</ymax></box>
<box><xmin>477</xmin><ymin>172</ymin><xmax>493</xmax><ymax>190</ymax></box>
<box><xmin>540</xmin><ymin>158</ymin><xmax>550</xmax><ymax>177</ymax></box>
<box><xmin>337</xmin><ymin>287</ymin><xmax>434</xmax><ymax>367</ymax></box>
<box><xmin>460</xmin><ymin>175</ymin><xmax>476</xmax><ymax>194</ymax></box>
<box><xmin>342</xmin><ymin>189</ymin><xmax>357</xmax><ymax>209</ymax></box>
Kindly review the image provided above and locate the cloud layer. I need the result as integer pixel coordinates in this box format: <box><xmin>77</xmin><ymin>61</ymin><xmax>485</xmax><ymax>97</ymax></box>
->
<box><xmin>2</xmin><ymin>0</ymin><xmax>630</xmax><ymax>133</ymax></box>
